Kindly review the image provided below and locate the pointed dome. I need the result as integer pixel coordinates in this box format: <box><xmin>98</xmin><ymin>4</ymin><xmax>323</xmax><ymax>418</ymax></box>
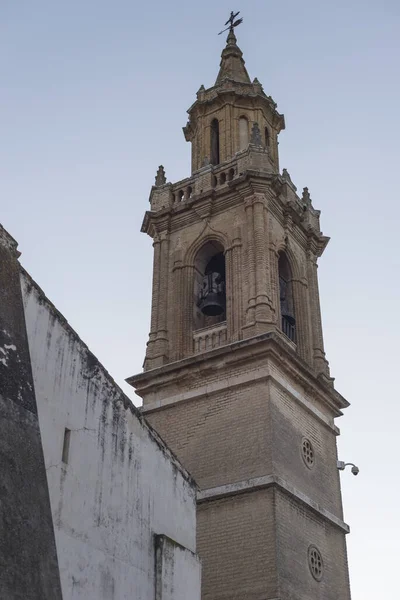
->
<box><xmin>215</xmin><ymin>30</ymin><xmax>251</xmax><ymax>85</ymax></box>
<box><xmin>183</xmin><ymin>26</ymin><xmax>285</xmax><ymax>173</ymax></box>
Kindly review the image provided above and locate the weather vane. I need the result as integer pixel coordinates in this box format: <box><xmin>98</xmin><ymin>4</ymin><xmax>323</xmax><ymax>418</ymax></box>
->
<box><xmin>218</xmin><ymin>11</ymin><xmax>243</xmax><ymax>35</ymax></box>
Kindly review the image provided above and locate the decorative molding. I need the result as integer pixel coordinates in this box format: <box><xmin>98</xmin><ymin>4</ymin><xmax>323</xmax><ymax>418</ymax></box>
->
<box><xmin>197</xmin><ymin>475</ymin><xmax>350</xmax><ymax>534</ymax></box>
<box><xmin>140</xmin><ymin>362</ymin><xmax>339</xmax><ymax>434</ymax></box>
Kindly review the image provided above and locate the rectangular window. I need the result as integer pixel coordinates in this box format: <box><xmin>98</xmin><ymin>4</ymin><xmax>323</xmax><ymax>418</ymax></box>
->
<box><xmin>62</xmin><ymin>428</ymin><xmax>71</xmax><ymax>464</ymax></box>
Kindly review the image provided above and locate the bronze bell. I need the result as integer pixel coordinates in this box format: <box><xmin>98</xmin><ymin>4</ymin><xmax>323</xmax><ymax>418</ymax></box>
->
<box><xmin>198</xmin><ymin>272</ymin><xmax>225</xmax><ymax>316</ymax></box>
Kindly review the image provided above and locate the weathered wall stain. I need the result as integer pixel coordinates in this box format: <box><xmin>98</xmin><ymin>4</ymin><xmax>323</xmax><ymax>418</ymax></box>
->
<box><xmin>20</xmin><ymin>267</ymin><xmax>200</xmax><ymax>600</ymax></box>
<box><xmin>0</xmin><ymin>225</ymin><xmax>63</xmax><ymax>599</ymax></box>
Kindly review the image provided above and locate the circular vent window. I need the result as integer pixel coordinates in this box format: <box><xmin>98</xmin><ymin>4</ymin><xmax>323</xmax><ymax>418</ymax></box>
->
<box><xmin>302</xmin><ymin>438</ymin><xmax>315</xmax><ymax>469</ymax></box>
<box><xmin>308</xmin><ymin>545</ymin><xmax>323</xmax><ymax>581</ymax></box>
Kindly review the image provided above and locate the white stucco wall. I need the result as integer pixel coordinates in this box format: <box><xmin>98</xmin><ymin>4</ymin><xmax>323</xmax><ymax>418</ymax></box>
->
<box><xmin>21</xmin><ymin>271</ymin><xmax>201</xmax><ymax>600</ymax></box>
<box><xmin>156</xmin><ymin>535</ymin><xmax>201</xmax><ymax>600</ymax></box>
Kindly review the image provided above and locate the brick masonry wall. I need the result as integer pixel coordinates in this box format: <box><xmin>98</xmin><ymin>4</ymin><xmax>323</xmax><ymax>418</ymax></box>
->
<box><xmin>275</xmin><ymin>489</ymin><xmax>351</xmax><ymax>600</ymax></box>
<box><xmin>142</xmin><ymin>344</ymin><xmax>350</xmax><ymax>600</ymax></box>
<box><xmin>270</xmin><ymin>379</ymin><xmax>344</xmax><ymax>517</ymax></box>
<box><xmin>146</xmin><ymin>378</ymin><xmax>272</xmax><ymax>491</ymax></box>
<box><xmin>197</xmin><ymin>489</ymin><xmax>278</xmax><ymax>600</ymax></box>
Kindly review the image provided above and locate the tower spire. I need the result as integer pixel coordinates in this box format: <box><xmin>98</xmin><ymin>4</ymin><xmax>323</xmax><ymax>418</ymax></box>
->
<box><xmin>215</xmin><ymin>28</ymin><xmax>251</xmax><ymax>84</ymax></box>
<box><xmin>130</xmin><ymin>18</ymin><xmax>353</xmax><ymax>600</ymax></box>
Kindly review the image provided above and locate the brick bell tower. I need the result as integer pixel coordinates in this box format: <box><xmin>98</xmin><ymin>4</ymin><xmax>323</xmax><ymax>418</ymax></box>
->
<box><xmin>128</xmin><ymin>24</ymin><xmax>352</xmax><ymax>600</ymax></box>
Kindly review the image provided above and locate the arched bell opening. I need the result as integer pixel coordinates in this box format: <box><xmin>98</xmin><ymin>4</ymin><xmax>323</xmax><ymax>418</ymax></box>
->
<box><xmin>265</xmin><ymin>127</ymin><xmax>270</xmax><ymax>153</ymax></box>
<box><xmin>210</xmin><ymin>119</ymin><xmax>220</xmax><ymax>166</ymax></box>
<box><xmin>194</xmin><ymin>241</ymin><xmax>226</xmax><ymax>330</ymax></box>
<box><xmin>278</xmin><ymin>252</ymin><xmax>296</xmax><ymax>342</ymax></box>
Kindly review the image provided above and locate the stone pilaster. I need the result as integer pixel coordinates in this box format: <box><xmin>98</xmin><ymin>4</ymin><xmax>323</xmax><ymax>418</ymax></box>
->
<box><xmin>253</xmin><ymin>195</ymin><xmax>269</xmax><ymax>323</ymax></box>
<box><xmin>269</xmin><ymin>245</ymin><xmax>279</xmax><ymax>325</ymax></box>
<box><xmin>154</xmin><ymin>231</ymin><xmax>170</xmax><ymax>362</ymax></box>
<box><xmin>171</xmin><ymin>241</ymin><xmax>184</xmax><ymax>362</ymax></box>
<box><xmin>292</xmin><ymin>277</ymin><xmax>313</xmax><ymax>364</ymax></box>
<box><xmin>144</xmin><ymin>229</ymin><xmax>171</xmax><ymax>370</ymax></box>
<box><xmin>244</xmin><ymin>196</ymin><xmax>256</xmax><ymax>326</ymax></box>
<box><xmin>243</xmin><ymin>194</ymin><xmax>274</xmax><ymax>337</ymax></box>
<box><xmin>225</xmin><ymin>220</ymin><xmax>243</xmax><ymax>341</ymax></box>
<box><xmin>307</xmin><ymin>251</ymin><xmax>330</xmax><ymax>378</ymax></box>
<box><xmin>144</xmin><ymin>234</ymin><xmax>161</xmax><ymax>367</ymax></box>
<box><xmin>182</xmin><ymin>265</ymin><xmax>195</xmax><ymax>357</ymax></box>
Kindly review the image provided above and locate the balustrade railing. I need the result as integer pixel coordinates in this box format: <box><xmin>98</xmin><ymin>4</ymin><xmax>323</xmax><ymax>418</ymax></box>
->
<box><xmin>193</xmin><ymin>322</ymin><xmax>227</xmax><ymax>354</ymax></box>
<box><xmin>281</xmin><ymin>315</ymin><xmax>296</xmax><ymax>343</ymax></box>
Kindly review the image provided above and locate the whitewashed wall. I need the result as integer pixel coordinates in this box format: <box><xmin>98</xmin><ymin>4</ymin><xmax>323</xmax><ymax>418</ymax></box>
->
<box><xmin>156</xmin><ymin>535</ymin><xmax>202</xmax><ymax>600</ymax></box>
<box><xmin>21</xmin><ymin>270</ymin><xmax>201</xmax><ymax>600</ymax></box>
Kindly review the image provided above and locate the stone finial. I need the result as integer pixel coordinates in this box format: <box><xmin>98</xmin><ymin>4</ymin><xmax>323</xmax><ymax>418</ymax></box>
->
<box><xmin>226</xmin><ymin>28</ymin><xmax>238</xmax><ymax>47</ymax></box>
<box><xmin>250</xmin><ymin>122</ymin><xmax>262</xmax><ymax>146</ymax></box>
<box><xmin>282</xmin><ymin>168</ymin><xmax>292</xmax><ymax>183</ymax></box>
<box><xmin>302</xmin><ymin>187</ymin><xmax>312</xmax><ymax>205</ymax></box>
<box><xmin>155</xmin><ymin>165</ymin><xmax>166</xmax><ymax>187</ymax></box>
<box><xmin>282</xmin><ymin>168</ymin><xmax>297</xmax><ymax>191</ymax></box>
<box><xmin>215</xmin><ymin>29</ymin><xmax>251</xmax><ymax>85</ymax></box>
<box><xmin>202</xmin><ymin>156</ymin><xmax>210</xmax><ymax>167</ymax></box>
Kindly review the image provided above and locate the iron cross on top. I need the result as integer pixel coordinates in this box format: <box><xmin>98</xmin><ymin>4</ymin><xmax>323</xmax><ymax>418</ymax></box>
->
<box><xmin>218</xmin><ymin>11</ymin><xmax>243</xmax><ymax>35</ymax></box>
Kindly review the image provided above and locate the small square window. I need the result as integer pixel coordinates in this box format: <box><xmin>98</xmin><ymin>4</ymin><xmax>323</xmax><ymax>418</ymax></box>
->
<box><xmin>62</xmin><ymin>428</ymin><xmax>71</xmax><ymax>464</ymax></box>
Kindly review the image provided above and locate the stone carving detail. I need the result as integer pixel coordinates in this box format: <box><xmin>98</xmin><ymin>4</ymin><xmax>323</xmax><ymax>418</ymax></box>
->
<box><xmin>155</xmin><ymin>165</ymin><xmax>166</xmax><ymax>187</ymax></box>
<box><xmin>252</xmin><ymin>77</ymin><xmax>263</xmax><ymax>91</ymax></box>
<box><xmin>250</xmin><ymin>122</ymin><xmax>262</xmax><ymax>146</ymax></box>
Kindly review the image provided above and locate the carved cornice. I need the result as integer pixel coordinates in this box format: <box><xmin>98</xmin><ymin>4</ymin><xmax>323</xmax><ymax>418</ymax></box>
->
<box><xmin>197</xmin><ymin>475</ymin><xmax>350</xmax><ymax>534</ymax></box>
<box><xmin>187</xmin><ymin>85</ymin><xmax>285</xmax><ymax>133</ymax></box>
<box><xmin>142</xmin><ymin>168</ymin><xmax>328</xmax><ymax>257</ymax></box>
<box><xmin>128</xmin><ymin>331</ymin><xmax>349</xmax><ymax>416</ymax></box>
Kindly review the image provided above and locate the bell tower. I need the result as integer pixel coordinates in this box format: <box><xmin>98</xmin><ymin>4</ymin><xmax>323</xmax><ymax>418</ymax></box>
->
<box><xmin>128</xmin><ymin>24</ymin><xmax>352</xmax><ymax>600</ymax></box>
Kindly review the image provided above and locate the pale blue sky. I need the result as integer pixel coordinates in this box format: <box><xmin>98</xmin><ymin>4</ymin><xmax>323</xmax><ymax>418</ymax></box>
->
<box><xmin>1</xmin><ymin>1</ymin><xmax>399</xmax><ymax>597</ymax></box>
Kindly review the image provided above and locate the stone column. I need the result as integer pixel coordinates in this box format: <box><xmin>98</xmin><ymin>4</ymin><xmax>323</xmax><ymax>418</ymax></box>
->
<box><xmin>171</xmin><ymin>253</ymin><xmax>183</xmax><ymax>362</ymax></box>
<box><xmin>243</xmin><ymin>194</ymin><xmax>274</xmax><ymax>336</ymax></box>
<box><xmin>269</xmin><ymin>245</ymin><xmax>279</xmax><ymax>325</ymax></box>
<box><xmin>181</xmin><ymin>265</ymin><xmax>195</xmax><ymax>357</ymax></box>
<box><xmin>253</xmin><ymin>196</ymin><xmax>268</xmax><ymax>322</ymax></box>
<box><xmin>244</xmin><ymin>197</ymin><xmax>256</xmax><ymax>325</ymax></box>
<box><xmin>231</xmin><ymin>234</ymin><xmax>243</xmax><ymax>341</ymax></box>
<box><xmin>292</xmin><ymin>277</ymin><xmax>313</xmax><ymax>364</ymax></box>
<box><xmin>225</xmin><ymin>245</ymin><xmax>234</xmax><ymax>340</ymax></box>
<box><xmin>307</xmin><ymin>251</ymin><xmax>330</xmax><ymax>377</ymax></box>
<box><xmin>144</xmin><ymin>233</ymin><xmax>161</xmax><ymax>367</ymax></box>
<box><xmin>155</xmin><ymin>231</ymin><xmax>170</xmax><ymax>363</ymax></box>
<box><xmin>225</xmin><ymin>221</ymin><xmax>243</xmax><ymax>342</ymax></box>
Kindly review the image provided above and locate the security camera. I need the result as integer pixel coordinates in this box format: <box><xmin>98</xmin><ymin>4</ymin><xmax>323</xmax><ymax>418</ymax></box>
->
<box><xmin>337</xmin><ymin>460</ymin><xmax>360</xmax><ymax>476</ymax></box>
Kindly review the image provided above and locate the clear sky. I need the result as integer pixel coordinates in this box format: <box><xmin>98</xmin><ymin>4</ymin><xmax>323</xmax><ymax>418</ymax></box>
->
<box><xmin>1</xmin><ymin>1</ymin><xmax>399</xmax><ymax>597</ymax></box>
